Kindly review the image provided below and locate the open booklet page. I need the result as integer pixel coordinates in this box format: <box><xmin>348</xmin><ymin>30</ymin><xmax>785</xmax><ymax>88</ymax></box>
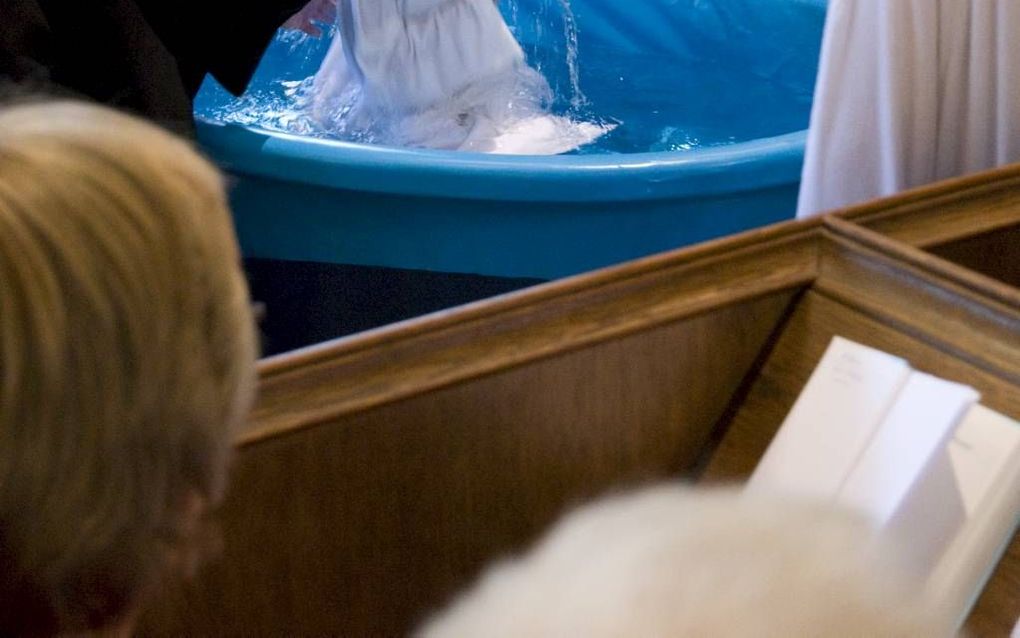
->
<box><xmin>747</xmin><ymin>336</ymin><xmax>1020</xmax><ymax>629</ymax></box>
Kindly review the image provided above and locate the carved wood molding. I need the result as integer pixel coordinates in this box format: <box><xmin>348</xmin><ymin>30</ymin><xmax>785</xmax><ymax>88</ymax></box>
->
<box><xmin>839</xmin><ymin>163</ymin><xmax>1020</xmax><ymax>247</ymax></box>
<box><xmin>817</xmin><ymin>218</ymin><xmax>1020</xmax><ymax>385</ymax></box>
<box><xmin>245</xmin><ymin>222</ymin><xmax>819</xmax><ymax>444</ymax></box>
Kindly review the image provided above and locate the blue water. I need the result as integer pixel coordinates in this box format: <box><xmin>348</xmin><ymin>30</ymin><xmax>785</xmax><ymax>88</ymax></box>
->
<box><xmin>557</xmin><ymin>45</ymin><xmax>813</xmax><ymax>154</ymax></box>
<box><xmin>194</xmin><ymin>14</ymin><xmax>814</xmax><ymax>155</ymax></box>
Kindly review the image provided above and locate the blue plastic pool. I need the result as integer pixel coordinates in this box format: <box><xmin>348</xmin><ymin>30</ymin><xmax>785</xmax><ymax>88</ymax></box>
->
<box><xmin>195</xmin><ymin>0</ymin><xmax>825</xmax><ymax>279</ymax></box>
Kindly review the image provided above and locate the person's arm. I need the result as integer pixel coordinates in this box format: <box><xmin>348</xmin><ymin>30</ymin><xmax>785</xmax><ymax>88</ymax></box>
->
<box><xmin>282</xmin><ymin>0</ymin><xmax>336</xmax><ymax>37</ymax></box>
<box><xmin>136</xmin><ymin>0</ymin><xmax>330</xmax><ymax>97</ymax></box>
<box><xmin>203</xmin><ymin>0</ymin><xmax>318</xmax><ymax>95</ymax></box>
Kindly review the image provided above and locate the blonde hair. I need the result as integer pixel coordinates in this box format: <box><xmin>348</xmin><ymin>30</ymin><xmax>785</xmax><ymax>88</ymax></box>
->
<box><xmin>0</xmin><ymin>101</ymin><xmax>257</xmax><ymax>633</ymax></box>
<box><xmin>419</xmin><ymin>485</ymin><xmax>951</xmax><ymax>638</ymax></box>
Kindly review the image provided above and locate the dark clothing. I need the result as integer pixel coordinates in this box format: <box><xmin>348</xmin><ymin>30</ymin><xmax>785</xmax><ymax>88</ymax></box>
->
<box><xmin>0</xmin><ymin>0</ymin><xmax>307</xmax><ymax>133</ymax></box>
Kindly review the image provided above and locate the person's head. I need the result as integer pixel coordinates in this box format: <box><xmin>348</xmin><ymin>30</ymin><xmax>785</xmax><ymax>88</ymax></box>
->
<box><xmin>0</xmin><ymin>100</ymin><xmax>257</xmax><ymax>635</ymax></box>
<box><xmin>418</xmin><ymin>484</ymin><xmax>950</xmax><ymax>638</ymax></box>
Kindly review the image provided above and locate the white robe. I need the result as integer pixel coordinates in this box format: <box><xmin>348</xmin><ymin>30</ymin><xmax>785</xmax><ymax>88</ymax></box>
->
<box><xmin>797</xmin><ymin>0</ymin><xmax>1020</xmax><ymax>217</ymax></box>
<box><xmin>310</xmin><ymin>0</ymin><xmax>609</xmax><ymax>154</ymax></box>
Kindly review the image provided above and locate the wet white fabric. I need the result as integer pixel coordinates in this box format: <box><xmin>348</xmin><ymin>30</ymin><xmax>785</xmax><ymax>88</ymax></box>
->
<box><xmin>310</xmin><ymin>0</ymin><xmax>610</xmax><ymax>154</ymax></box>
<box><xmin>797</xmin><ymin>0</ymin><xmax>1020</xmax><ymax>218</ymax></box>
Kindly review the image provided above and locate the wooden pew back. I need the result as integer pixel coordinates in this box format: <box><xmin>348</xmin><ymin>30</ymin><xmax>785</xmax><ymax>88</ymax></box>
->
<box><xmin>142</xmin><ymin>168</ymin><xmax>1020</xmax><ymax>636</ymax></box>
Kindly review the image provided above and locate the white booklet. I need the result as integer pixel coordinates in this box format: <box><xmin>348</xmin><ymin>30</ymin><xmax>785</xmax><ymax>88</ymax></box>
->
<box><xmin>747</xmin><ymin>336</ymin><xmax>1020</xmax><ymax>630</ymax></box>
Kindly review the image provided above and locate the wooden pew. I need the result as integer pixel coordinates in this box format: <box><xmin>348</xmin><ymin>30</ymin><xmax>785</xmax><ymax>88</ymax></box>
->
<box><xmin>837</xmin><ymin>168</ymin><xmax>1020</xmax><ymax>637</ymax></box>
<box><xmin>141</xmin><ymin>168</ymin><xmax>1020</xmax><ymax>637</ymax></box>
<box><xmin>842</xmin><ymin>163</ymin><xmax>1020</xmax><ymax>289</ymax></box>
<box><xmin>703</xmin><ymin>219</ymin><xmax>1020</xmax><ymax>638</ymax></box>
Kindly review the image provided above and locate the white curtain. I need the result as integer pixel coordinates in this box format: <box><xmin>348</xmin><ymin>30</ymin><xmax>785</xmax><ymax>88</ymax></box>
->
<box><xmin>797</xmin><ymin>0</ymin><xmax>1020</xmax><ymax>218</ymax></box>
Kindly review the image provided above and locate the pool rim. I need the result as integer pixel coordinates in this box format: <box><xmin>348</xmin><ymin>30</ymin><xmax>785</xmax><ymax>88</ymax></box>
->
<box><xmin>198</xmin><ymin>119</ymin><xmax>808</xmax><ymax>204</ymax></box>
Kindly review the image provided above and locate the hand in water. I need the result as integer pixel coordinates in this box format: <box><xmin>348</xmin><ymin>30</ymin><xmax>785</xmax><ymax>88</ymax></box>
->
<box><xmin>283</xmin><ymin>0</ymin><xmax>337</xmax><ymax>37</ymax></box>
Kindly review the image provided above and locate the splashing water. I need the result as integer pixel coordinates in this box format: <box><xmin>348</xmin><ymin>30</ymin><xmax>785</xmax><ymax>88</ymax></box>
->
<box><xmin>296</xmin><ymin>0</ymin><xmax>609</xmax><ymax>153</ymax></box>
<box><xmin>508</xmin><ymin>0</ymin><xmax>520</xmax><ymax>34</ymax></box>
<box><xmin>556</xmin><ymin>0</ymin><xmax>587</xmax><ymax>110</ymax></box>
<box><xmin>194</xmin><ymin>0</ymin><xmax>815</xmax><ymax>155</ymax></box>
<box><xmin>200</xmin><ymin>0</ymin><xmax>604</xmax><ymax>150</ymax></box>
<box><xmin>502</xmin><ymin>0</ymin><xmax>589</xmax><ymax>114</ymax></box>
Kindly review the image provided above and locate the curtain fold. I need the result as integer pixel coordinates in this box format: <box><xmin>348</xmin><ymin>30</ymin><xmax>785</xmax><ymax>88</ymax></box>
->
<box><xmin>797</xmin><ymin>0</ymin><xmax>1020</xmax><ymax>217</ymax></box>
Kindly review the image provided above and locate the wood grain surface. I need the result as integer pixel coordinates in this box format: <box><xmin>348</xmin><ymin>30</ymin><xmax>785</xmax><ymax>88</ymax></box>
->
<box><xmin>701</xmin><ymin>223</ymin><xmax>1020</xmax><ymax>637</ymax></box>
<box><xmin>245</xmin><ymin>220</ymin><xmax>818</xmax><ymax>443</ymax></box>
<box><xmin>840</xmin><ymin>162</ymin><xmax>1020</xmax><ymax>248</ymax></box>
<box><xmin>819</xmin><ymin>219</ymin><xmax>1020</xmax><ymax>384</ymax></box>
<box><xmin>930</xmin><ymin>224</ymin><xmax>1020</xmax><ymax>290</ymax></box>
<box><xmin>142</xmin><ymin>293</ymin><xmax>795</xmax><ymax>636</ymax></box>
<box><xmin>139</xmin><ymin>168</ymin><xmax>1020</xmax><ymax>636</ymax></box>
